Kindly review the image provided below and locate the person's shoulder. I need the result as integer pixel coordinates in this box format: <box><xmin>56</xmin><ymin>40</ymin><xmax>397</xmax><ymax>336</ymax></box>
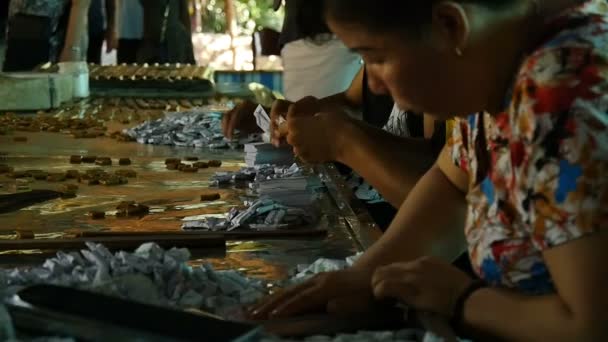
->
<box><xmin>521</xmin><ymin>5</ymin><xmax>608</xmax><ymax>83</ymax></box>
<box><xmin>512</xmin><ymin>6</ymin><xmax>608</xmax><ymax>151</ymax></box>
<box><xmin>514</xmin><ymin>6</ymin><xmax>608</xmax><ymax>114</ymax></box>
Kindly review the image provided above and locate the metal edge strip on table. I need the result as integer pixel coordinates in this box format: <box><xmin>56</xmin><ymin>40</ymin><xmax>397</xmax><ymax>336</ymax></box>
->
<box><xmin>315</xmin><ymin>163</ymin><xmax>383</xmax><ymax>251</ymax></box>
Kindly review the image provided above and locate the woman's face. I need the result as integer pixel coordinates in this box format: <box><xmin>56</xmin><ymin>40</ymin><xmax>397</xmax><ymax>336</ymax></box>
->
<box><xmin>327</xmin><ymin>4</ymin><xmax>518</xmax><ymax>119</ymax></box>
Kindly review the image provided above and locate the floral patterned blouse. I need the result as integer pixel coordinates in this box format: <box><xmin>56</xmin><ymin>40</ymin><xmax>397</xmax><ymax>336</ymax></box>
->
<box><xmin>450</xmin><ymin>1</ymin><xmax>608</xmax><ymax>295</ymax></box>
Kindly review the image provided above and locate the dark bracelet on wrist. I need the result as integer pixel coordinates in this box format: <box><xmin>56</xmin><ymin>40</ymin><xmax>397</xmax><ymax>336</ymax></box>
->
<box><xmin>450</xmin><ymin>279</ymin><xmax>487</xmax><ymax>337</ymax></box>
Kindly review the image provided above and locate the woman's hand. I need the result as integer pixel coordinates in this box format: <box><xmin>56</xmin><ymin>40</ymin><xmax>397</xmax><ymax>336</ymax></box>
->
<box><xmin>221</xmin><ymin>100</ymin><xmax>262</xmax><ymax>139</ymax></box>
<box><xmin>285</xmin><ymin>109</ymin><xmax>353</xmax><ymax>163</ymax></box>
<box><xmin>249</xmin><ymin>268</ymin><xmax>376</xmax><ymax>320</ymax></box>
<box><xmin>271</xmin><ymin>97</ymin><xmax>319</xmax><ymax>146</ymax></box>
<box><xmin>106</xmin><ymin>29</ymin><xmax>118</xmax><ymax>53</ymax></box>
<box><xmin>372</xmin><ymin>257</ymin><xmax>474</xmax><ymax>317</ymax></box>
<box><xmin>59</xmin><ymin>46</ymin><xmax>81</xmax><ymax>62</ymax></box>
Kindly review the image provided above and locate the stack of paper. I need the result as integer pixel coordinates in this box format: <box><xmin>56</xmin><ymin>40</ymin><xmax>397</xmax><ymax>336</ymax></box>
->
<box><xmin>255</xmin><ymin>176</ymin><xmax>313</xmax><ymax>207</ymax></box>
<box><xmin>244</xmin><ymin>142</ymin><xmax>294</xmax><ymax>167</ymax></box>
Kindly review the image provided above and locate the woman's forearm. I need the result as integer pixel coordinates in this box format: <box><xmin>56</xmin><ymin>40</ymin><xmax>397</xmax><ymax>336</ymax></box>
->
<box><xmin>318</xmin><ymin>66</ymin><xmax>364</xmax><ymax>114</ymax></box>
<box><xmin>106</xmin><ymin>0</ymin><xmax>117</xmax><ymax>34</ymax></box>
<box><xmin>62</xmin><ymin>0</ymin><xmax>91</xmax><ymax>60</ymax></box>
<box><xmin>464</xmin><ymin>288</ymin><xmax>604</xmax><ymax>341</ymax></box>
<box><xmin>353</xmin><ymin>155</ymin><xmax>468</xmax><ymax>270</ymax></box>
<box><xmin>336</xmin><ymin>119</ymin><xmax>436</xmax><ymax>207</ymax></box>
<box><xmin>318</xmin><ymin>92</ymin><xmax>361</xmax><ymax>116</ymax></box>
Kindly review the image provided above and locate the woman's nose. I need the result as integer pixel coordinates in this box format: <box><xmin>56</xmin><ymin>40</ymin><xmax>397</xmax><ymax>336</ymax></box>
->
<box><xmin>366</xmin><ymin>70</ymin><xmax>390</xmax><ymax>95</ymax></box>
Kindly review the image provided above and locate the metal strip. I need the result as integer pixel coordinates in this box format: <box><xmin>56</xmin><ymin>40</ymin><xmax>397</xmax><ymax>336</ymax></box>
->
<box><xmin>315</xmin><ymin>163</ymin><xmax>383</xmax><ymax>251</ymax></box>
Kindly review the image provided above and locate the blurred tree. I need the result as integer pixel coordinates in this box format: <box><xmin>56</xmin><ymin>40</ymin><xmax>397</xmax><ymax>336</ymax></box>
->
<box><xmin>197</xmin><ymin>0</ymin><xmax>283</xmax><ymax>35</ymax></box>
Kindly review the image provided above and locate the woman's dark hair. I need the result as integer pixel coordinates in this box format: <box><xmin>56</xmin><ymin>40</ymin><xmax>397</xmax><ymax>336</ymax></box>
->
<box><xmin>324</xmin><ymin>0</ymin><xmax>515</xmax><ymax>36</ymax></box>
<box><xmin>296</xmin><ymin>0</ymin><xmax>331</xmax><ymax>39</ymax></box>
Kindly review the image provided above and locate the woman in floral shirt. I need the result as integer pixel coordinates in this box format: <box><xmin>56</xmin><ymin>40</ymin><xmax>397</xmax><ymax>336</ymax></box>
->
<box><xmin>251</xmin><ymin>0</ymin><xmax>608</xmax><ymax>340</ymax></box>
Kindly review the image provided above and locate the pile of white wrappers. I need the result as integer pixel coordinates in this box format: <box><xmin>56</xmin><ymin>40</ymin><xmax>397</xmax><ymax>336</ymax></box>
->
<box><xmin>210</xmin><ymin>163</ymin><xmax>304</xmax><ymax>187</ymax></box>
<box><xmin>191</xmin><ymin>164</ymin><xmax>318</xmax><ymax>232</ymax></box>
<box><xmin>0</xmin><ymin>244</ymin><xmax>469</xmax><ymax>342</ymax></box>
<box><xmin>0</xmin><ymin>243</ymin><xmax>268</xmax><ymax>319</ymax></box>
<box><xmin>124</xmin><ymin>110</ymin><xmax>261</xmax><ymax>149</ymax></box>
<box><xmin>182</xmin><ymin>197</ymin><xmax>318</xmax><ymax>231</ymax></box>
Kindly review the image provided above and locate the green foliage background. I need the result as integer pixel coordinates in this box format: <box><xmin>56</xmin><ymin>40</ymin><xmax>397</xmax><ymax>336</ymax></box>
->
<box><xmin>199</xmin><ymin>0</ymin><xmax>284</xmax><ymax>35</ymax></box>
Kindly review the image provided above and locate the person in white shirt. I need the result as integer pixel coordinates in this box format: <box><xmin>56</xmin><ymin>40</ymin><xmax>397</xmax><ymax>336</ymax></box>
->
<box><xmin>274</xmin><ymin>0</ymin><xmax>361</xmax><ymax>101</ymax></box>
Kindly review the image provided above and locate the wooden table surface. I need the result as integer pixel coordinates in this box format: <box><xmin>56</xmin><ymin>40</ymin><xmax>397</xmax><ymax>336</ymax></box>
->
<box><xmin>0</xmin><ymin>127</ymin><xmax>381</xmax><ymax>281</ymax></box>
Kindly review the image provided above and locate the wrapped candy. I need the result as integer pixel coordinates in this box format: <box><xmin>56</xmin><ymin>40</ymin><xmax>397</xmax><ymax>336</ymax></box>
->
<box><xmin>124</xmin><ymin>110</ymin><xmax>261</xmax><ymax>149</ymax></box>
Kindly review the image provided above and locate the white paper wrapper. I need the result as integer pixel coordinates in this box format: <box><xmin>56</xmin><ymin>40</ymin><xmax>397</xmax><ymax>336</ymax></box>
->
<box><xmin>125</xmin><ymin>110</ymin><xmax>261</xmax><ymax>149</ymax></box>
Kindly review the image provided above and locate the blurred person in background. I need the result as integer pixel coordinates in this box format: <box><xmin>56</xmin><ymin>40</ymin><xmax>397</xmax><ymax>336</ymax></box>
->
<box><xmin>3</xmin><ymin>0</ymin><xmax>92</xmax><ymax>72</ymax></box>
<box><xmin>0</xmin><ymin>0</ymin><xmax>9</xmax><ymax>69</ymax></box>
<box><xmin>138</xmin><ymin>0</ymin><xmax>195</xmax><ymax>64</ymax></box>
<box><xmin>114</xmin><ymin>0</ymin><xmax>143</xmax><ymax>64</ymax></box>
<box><xmin>87</xmin><ymin>0</ymin><xmax>116</xmax><ymax>64</ymax></box>
<box><xmin>274</xmin><ymin>0</ymin><xmax>361</xmax><ymax>101</ymax></box>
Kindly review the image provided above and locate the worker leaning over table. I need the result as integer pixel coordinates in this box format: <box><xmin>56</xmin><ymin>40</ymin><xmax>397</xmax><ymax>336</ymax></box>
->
<box><xmin>250</xmin><ymin>0</ymin><xmax>608</xmax><ymax>341</ymax></box>
<box><xmin>224</xmin><ymin>65</ymin><xmax>448</xmax><ymax>226</ymax></box>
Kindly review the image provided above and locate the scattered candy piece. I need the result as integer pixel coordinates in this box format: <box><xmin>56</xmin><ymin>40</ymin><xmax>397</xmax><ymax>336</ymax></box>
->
<box><xmin>200</xmin><ymin>193</ymin><xmax>221</xmax><ymax>202</ymax></box>
<box><xmin>118</xmin><ymin>158</ymin><xmax>132</xmax><ymax>166</ymax></box>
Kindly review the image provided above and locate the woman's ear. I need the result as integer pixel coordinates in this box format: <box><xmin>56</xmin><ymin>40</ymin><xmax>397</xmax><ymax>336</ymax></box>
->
<box><xmin>429</xmin><ymin>1</ymin><xmax>471</xmax><ymax>56</ymax></box>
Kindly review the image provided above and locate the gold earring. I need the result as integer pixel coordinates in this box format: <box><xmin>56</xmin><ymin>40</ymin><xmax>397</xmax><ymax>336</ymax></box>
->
<box><xmin>455</xmin><ymin>47</ymin><xmax>463</xmax><ymax>57</ymax></box>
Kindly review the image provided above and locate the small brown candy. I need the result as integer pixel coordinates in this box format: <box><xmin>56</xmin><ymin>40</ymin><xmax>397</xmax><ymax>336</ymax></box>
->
<box><xmin>185</xmin><ymin>156</ymin><xmax>199</xmax><ymax>161</ymax></box>
<box><xmin>65</xmin><ymin>170</ymin><xmax>80</xmax><ymax>179</ymax></box>
<box><xmin>95</xmin><ymin>157</ymin><xmax>112</xmax><ymax>166</ymax></box>
<box><xmin>86</xmin><ymin>168</ymin><xmax>105</xmax><ymax>175</ymax></box>
<box><xmin>15</xmin><ymin>230</ymin><xmax>35</xmax><ymax>239</ymax></box>
<box><xmin>193</xmin><ymin>162</ymin><xmax>209</xmax><ymax>169</ymax></box>
<box><xmin>200</xmin><ymin>193</ymin><xmax>221</xmax><ymax>202</ymax></box>
<box><xmin>87</xmin><ymin>178</ymin><xmax>100</xmax><ymax>186</ymax></box>
<box><xmin>60</xmin><ymin>192</ymin><xmax>77</xmax><ymax>199</ymax></box>
<box><xmin>180</xmin><ymin>166</ymin><xmax>198</xmax><ymax>173</ymax></box>
<box><xmin>117</xmin><ymin>203</ymin><xmax>149</xmax><ymax>217</ymax></box>
<box><xmin>89</xmin><ymin>211</ymin><xmax>106</xmax><ymax>220</ymax></box>
<box><xmin>0</xmin><ymin>164</ymin><xmax>13</xmax><ymax>174</ymax></box>
<box><xmin>30</xmin><ymin>170</ymin><xmax>49</xmax><ymax>180</ymax></box>
<box><xmin>47</xmin><ymin>173</ymin><xmax>67</xmax><ymax>182</ymax></box>
<box><xmin>116</xmin><ymin>201</ymin><xmax>136</xmax><ymax>210</ymax></box>
<box><xmin>9</xmin><ymin>171</ymin><xmax>29</xmax><ymax>179</ymax></box>
<box><xmin>166</xmin><ymin>163</ymin><xmax>179</xmax><ymax>170</ymax></box>
<box><xmin>115</xmin><ymin>169</ymin><xmax>137</xmax><ymax>178</ymax></box>
<box><xmin>70</xmin><ymin>155</ymin><xmax>82</xmax><ymax>164</ymax></box>
<box><xmin>81</xmin><ymin>156</ymin><xmax>97</xmax><ymax>163</ymax></box>
<box><xmin>100</xmin><ymin>175</ymin><xmax>127</xmax><ymax>186</ymax></box>
<box><xmin>165</xmin><ymin>158</ymin><xmax>181</xmax><ymax>165</ymax></box>
<box><xmin>118</xmin><ymin>158</ymin><xmax>132</xmax><ymax>166</ymax></box>
<box><xmin>23</xmin><ymin>170</ymin><xmax>40</xmax><ymax>177</ymax></box>
<box><xmin>61</xmin><ymin>184</ymin><xmax>79</xmax><ymax>192</ymax></box>
<box><xmin>208</xmin><ymin>160</ymin><xmax>222</xmax><ymax>167</ymax></box>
